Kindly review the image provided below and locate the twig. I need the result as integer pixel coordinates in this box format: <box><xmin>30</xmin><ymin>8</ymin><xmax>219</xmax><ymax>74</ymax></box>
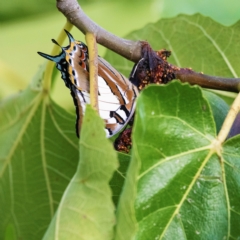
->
<box><xmin>174</xmin><ymin>68</ymin><xmax>240</xmax><ymax>93</ymax></box>
<box><xmin>56</xmin><ymin>0</ymin><xmax>142</xmax><ymax>62</ymax></box>
<box><xmin>85</xmin><ymin>33</ymin><xmax>99</xmax><ymax>112</ymax></box>
<box><xmin>217</xmin><ymin>92</ymin><xmax>240</xmax><ymax>144</ymax></box>
<box><xmin>56</xmin><ymin>0</ymin><xmax>240</xmax><ymax>93</ymax></box>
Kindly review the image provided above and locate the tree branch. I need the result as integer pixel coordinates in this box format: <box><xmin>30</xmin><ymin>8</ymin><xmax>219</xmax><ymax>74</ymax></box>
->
<box><xmin>175</xmin><ymin>68</ymin><xmax>240</xmax><ymax>93</ymax></box>
<box><xmin>56</xmin><ymin>0</ymin><xmax>240</xmax><ymax>93</ymax></box>
<box><xmin>56</xmin><ymin>0</ymin><xmax>142</xmax><ymax>62</ymax></box>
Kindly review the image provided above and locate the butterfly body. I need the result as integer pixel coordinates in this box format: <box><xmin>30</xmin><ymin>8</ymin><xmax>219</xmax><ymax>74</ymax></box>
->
<box><xmin>38</xmin><ymin>30</ymin><xmax>138</xmax><ymax>137</ymax></box>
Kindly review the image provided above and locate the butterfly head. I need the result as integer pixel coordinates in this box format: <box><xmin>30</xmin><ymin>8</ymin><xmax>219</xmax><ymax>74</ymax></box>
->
<box><xmin>37</xmin><ymin>30</ymin><xmax>89</xmax><ymax>70</ymax></box>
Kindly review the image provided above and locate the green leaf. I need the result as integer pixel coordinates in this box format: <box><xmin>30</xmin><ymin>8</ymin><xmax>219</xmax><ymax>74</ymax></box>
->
<box><xmin>114</xmin><ymin>149</ymin><xmax>139</xmax><ymax>240</ymax></box>
<box><xmin>0</xmin><ymin>69</ymin><xmax>79</xmax><ymax>239</ymax></box>
<box><xmin>223</xmin><ymin>136</ymin><xmax>240</xmax><ymax>238</ymax></box>
<box><xmin>105</xmin><ymin>13</ymin><xmax>240</xmax><ymax>83</ymax></box>
<box><xmin>4</xmin><ymin>223</ymin><xmax>17</xmax><ymax>240</ymax></box>
<box><xmin>110</xmin><ymin>152</ymin><xmax>130</xmax><ymax>207</ymax></box>
<box><xmin>116</xmin><ymin>81</ymin><xmax>239</xmax><ymax>239</ymax></box>
<box><xmin>43</xmin><ymin>105</ymin><xmax>118</xmax><ymax>240</ymax></box>
<box><xmin>202</xmin><ymin>90</ymin><xmax>230</xmax><ymax>133</ymax></box>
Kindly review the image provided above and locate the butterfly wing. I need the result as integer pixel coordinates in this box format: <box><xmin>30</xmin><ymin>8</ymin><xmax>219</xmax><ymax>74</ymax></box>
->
<box><xmin>97</xmin><ymin>56</ymin><xmax>138</xmax><ymax>136</ymax></box>
<box><xmin>38</xmin><ymin>30</ymin><xmax>138</xmax><ymax>138</ymax></box>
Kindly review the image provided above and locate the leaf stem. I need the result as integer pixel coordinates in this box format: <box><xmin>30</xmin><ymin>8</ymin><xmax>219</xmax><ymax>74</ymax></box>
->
<box><xmin>42</xmin><ymin>20</ymin><xmax>73</xmax><ymax>92</ymax></box>
<box><xmin>85</xmin><ymin>33</ymin><xmax>99</xmax><ymax>112</ymax></box>
<box><xmin>217</xmin><ymin>92</ymin><xmax>240</xmax><ymax>144</ymax></box>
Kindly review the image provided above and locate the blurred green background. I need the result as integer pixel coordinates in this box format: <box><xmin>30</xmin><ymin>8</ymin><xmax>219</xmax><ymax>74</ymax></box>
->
<box><xmin>1</xmin><ymin>0</ymin><xmax>240</xmax><ymax>106</ymax></box>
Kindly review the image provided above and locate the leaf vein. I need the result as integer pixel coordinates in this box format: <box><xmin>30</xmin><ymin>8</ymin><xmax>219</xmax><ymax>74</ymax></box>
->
<box><xmin>181</xmin><ymin>18</ymin><xmax>238</xmax><ymax>78</ymax></box>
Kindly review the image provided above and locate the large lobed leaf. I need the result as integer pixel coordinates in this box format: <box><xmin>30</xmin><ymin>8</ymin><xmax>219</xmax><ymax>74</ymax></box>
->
<box><xmin>116</xmin><ymin>81</ymin><xmax>240</xmax><ymax>239</ymax></box>
<box><xmin>105</xmin><ymin>13</ymin><xmax>240</xmax><ymax>80</ymax></box>
<box><xmin>0</xmin><ymin>70</ymin><xmax>79</xmax><ymax>239</ymax></box>
<box><xmin>43</xmin><ymin>105</ymin><xmax>118</xmax><ymax>240</ymax></box>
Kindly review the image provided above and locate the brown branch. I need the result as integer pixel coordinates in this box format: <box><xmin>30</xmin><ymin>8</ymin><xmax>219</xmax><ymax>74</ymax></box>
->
<box><xmin>57</xmin><ymin>0</ymin><xmax>240</xmax><ymax>93</ymax></box>
<box><xmin>175</xmin><ymin>68</ymin><xmax>240</xmax><ymax>93</ymax></box>
<box><xmin>56</xmin><ymin>0</ymin><xmax>142</xmax><ymax>62</ymax></box>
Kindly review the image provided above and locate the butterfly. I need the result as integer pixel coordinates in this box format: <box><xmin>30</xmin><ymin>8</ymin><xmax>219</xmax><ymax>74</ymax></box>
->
<box><xmin>38</xmin><ymin>30</ymin><xmax>138</xmax><ymax>138</ymax></box>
